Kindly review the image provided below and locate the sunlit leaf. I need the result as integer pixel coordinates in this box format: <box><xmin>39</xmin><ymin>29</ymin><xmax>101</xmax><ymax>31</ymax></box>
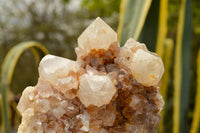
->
<box><xmin>155</xmin><ymin>0</ymin><xmax>168</xmax><ymax>58</ymax></box>
<box><xmin>138</xmin><ymin>0</ymin><xmax>160</xmax><ymax>51</ymax></box>
<box><xmin>173</xmin><ymin>0</ymin><xmax>192</xmax><ymax>133</ymax></box>
<box><xmin>159</xmin><ymin>39</ymin><xmax>174</xmax><ymax>132</ymax></box>
<box><xmin>190</xmin><ymin>49</ymin><xmax>200</xmax><ymax>133</ymax></box>
<box><xmin>118</xmin><ymin>0</ymin><xmax>152</xmax><ymax>44</ymax></box>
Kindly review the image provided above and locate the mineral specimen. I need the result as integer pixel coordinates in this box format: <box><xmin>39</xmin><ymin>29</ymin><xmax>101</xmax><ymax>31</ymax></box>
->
<box><xmin>17</xmin><ymin>17</ymin><xmax>164</xmax><ymax>133</ymax></box>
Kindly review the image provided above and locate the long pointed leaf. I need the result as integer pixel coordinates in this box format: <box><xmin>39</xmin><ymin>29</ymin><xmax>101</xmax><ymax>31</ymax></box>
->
<box><xmin>159</xmin><ymin>39</ymin><xmax>174</xmax><ymax>132</ymax></box>
<box><xmin>138</xmin><ymin>0</ymin><xmax>160</xmax><ymax>51</ymax></box>
<box><xmin>190</xmin><ymin>49</ymin><xmax>200</xmax><ymax>133</ymax></box>
<box><xmin>0</xmin><ymin>41</ymin><xmax>48</xmax><ymax>133</ymax></box>
<box><xmin>173</xmin><ymin>0</ymin><xmax>192</xmax><ymax>132</ymax></box>
<box><xmin>155</xmin><ymin>0</ymin><xmax>168</xmax><ymax>58</ymax></box>
<box><xmin>118</xmin><ymin>0</ymin><xmax>152</xmax><ymax>45</ymax></box>
<box><xmin>117</xmin><ymin>0</ymin><xmax>127</xmax><ymax>41</ymax></box>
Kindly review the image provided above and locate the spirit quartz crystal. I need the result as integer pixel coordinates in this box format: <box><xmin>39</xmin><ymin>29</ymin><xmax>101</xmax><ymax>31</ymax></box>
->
<box><xmin>17</xmin><ymin>17</ymin><xmax>164</xmax><ymax>133</ymax></box>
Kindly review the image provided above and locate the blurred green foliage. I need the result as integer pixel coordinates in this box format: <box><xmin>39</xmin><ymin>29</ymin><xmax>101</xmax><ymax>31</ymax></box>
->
<box><xmin>82</xmin><ymin>0</ymin><xmax>121</xmax><ymax>17</ymax></box>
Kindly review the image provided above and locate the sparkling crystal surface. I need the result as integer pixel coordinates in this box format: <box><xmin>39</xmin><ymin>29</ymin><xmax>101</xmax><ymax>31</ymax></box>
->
<box><xmin>78</xmin><ymin>17</ymin><xmax>118</xmax><ymax>54</ymax></box>
<box><xmin>17</xmin><ymin>17</ymin><xmax>164</xmax><ymax>133</ymax></box>
<box><xmin>124</xmin><ymin>38</ymin><xmax>148</xmax><ymax>53</ymax></box>
<box><xmin>78</xmin><ymin>74</ymin><xmax>116</xmax><ymax>107</ymax></box>
<box><xmin>129</xmin><ymin>49</ymin><xmax>164</xmax><ymax>86</ymax></box>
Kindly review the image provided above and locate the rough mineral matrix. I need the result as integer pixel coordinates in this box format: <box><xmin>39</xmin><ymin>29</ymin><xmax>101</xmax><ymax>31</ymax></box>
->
<box><xmin>17</xmin><ymin>17</ymin><xmax>164</xmax><ymax>133</ymax></box>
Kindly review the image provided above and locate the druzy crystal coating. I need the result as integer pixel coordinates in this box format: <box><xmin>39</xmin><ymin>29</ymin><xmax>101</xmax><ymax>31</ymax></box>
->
<box><xmin>17</xmin><ymin>17</ymin><xmax>164</xmax><ymax>133</ymax></box>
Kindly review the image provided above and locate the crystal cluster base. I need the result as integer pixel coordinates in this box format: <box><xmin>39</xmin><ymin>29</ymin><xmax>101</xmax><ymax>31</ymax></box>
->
<box><xmin>17</xmin><ymin>17</ymin><xmax>164</xmax><ymax>133</ymax></box>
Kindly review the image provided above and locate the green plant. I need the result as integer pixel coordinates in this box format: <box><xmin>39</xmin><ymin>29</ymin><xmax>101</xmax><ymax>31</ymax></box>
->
<box><xmin>190</xmin><ymin>49</ymin><xmax>200</xmax><ymax>133</ymax></box>
<box><xmin>159</xmin><ymin>38</ymin><xmax>174</xmax><ymax>132</ymax></box>
<box><xmin>173</xmin><ymin>0</ymin><xmax>192</xmax><ymax>132</ymax></box>
<box><xmin>118</xmin><ymin>0</ymin><xmax>152</xmax><ymax>44</ymax></box>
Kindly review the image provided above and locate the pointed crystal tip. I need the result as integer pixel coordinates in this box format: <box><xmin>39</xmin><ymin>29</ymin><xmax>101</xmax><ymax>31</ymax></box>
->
<box><xmin>39</xmin><ymin>55</ymin><xmax>80</xmax><ymax>87</ymax></box>
<box><xmin>78</xmin><ymin>17</ymin><xmax>118</xmax><ymax>54</ymax></box>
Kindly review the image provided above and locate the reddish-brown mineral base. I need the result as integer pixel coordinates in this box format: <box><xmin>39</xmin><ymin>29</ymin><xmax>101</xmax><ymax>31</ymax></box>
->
<box><xmin>17</xmin><ymin>17</ymin><xmax>164</xmax><ymax>133</ymax></box>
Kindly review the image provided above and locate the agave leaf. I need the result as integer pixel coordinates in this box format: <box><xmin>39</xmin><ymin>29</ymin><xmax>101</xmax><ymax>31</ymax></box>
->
<box><xmin>159</xmin><ymin>39</ymin><xmax>174</xmax><ymax>132</ymax></box>
<box><xmin>11</xmin><ymin>101</ymin><xmax>21</xmax><ymax>130</ymax></box>
<box><xmin>190</xmin><ymin>49</ymin><xmax>200</xmax><ymax>133</ymax></box>
<box><xmin>117</xmin><ymin>0</ymin><xmax>152</xmax><ymax>45</ymax></box>
<box><xmin>30</xmin><ymin>47</ymin><xmax>40</xmax><ymax>65</ymax></box>
<box><xmin>0</xmin><ymin>41</ymin><xmax>48</xmax><ymax>133</ymax></box>
<box><xmin>160</xmin><ymin>39</ymin><xmax>174</xmax><ymax>102</ymax></box>
<box><xmin>138</xmin><ymin>0</ymin><xmax>167</xmax><ymax>54</ymax></box>
<box><xmin>117</xmin><ymin>0</ymin><xmax>127</xmax><ymax>42</ymax></box>
<box><xmin>138</xmin><ymin>0</ymin><xmax>160</xmax><ymax>51</ymax></box>
<box><xmin>155</xmin><ymin>0</ymin><xmax>168</xmax><ymax>58</ymax></box>
<box><xmin>154</xmin><ymin>6</ymin><xmax>169</xmax><ymax>131</ymax></box>
<box><xmin>173</xmin><ymin>0</ymin><xmax>192</xmax><ymax>133</ymax></box>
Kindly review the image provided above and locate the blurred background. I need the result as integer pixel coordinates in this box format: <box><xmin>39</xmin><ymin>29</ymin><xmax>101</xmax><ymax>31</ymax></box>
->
<box><xmin>0</xmin><ymin>0</ymin><xmax>199</xmax><ymax>133</ymax></box>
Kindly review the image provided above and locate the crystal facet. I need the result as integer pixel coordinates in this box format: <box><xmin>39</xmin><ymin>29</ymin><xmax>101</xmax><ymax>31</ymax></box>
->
<box><xmin>78</xmin><ymin>17</ymin><xmax>118</xmax><ymax>54</ymax></box>
<box><xmin>17</xmin><ymin>17</ymin><xmax>164</xmax><ymax>133</ymax></box>
<box><xmin>77</xmin><ymin>74</ymin><xmax>116</xmax><ymax>107</ymax></box>
<box><xmin>130</xmin><ymin>49</ymin><xmax>164</xmax><ymax>86</ymax></box>
<box><xmin>124</xmin><ymin>38</ymin><xmax>148</xmax><ymax>53</ymax></box>
<box><xmin>39</xmin><ymin>55</ymin><xmax>80</xmax><ymax>97</ymax></box>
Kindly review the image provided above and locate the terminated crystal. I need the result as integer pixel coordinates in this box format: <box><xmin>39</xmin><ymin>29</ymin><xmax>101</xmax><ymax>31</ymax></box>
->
<box><xmin>120</xmin><ymin>38</ymin><xmax>164</xmax><ymax>87</ymax></box>
<box><xmin>17</xmin><ymin>87</ymin><xmax>36</xmax><ymax>115</ymax></box>
<box><xmin>78</xmin><ymin>17</ymin><xmax>118</xmax><ymax>55</ymax></box>
<box><xmin>129</xmin><ymin>49</ymin><xmax>164</xmax><ymax>86</ymax></box>
<box><xmin>17</xmin><ymin>17</ymin><xmax>164</xmax><ymax>133</ymax></box>
<box><xmin>39</xmin><ymin>54</ymin><xmax>80</xmax><ymax>98</ymax></box>
<box><xmin>124</xmin><ymin>38</ymin><xmax>148</xmax><ymax>53</ymax></box>
<box><xmin>77</xmin><ymin>74</ymin><xmax>116</xmax><ymax>107</ymax></box>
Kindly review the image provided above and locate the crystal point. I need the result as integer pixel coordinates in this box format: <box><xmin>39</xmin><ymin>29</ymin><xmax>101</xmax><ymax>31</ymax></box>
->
<box><xmin>124</xmin><ymin>38</ymin><xmax>148</xmax><ymax>52</ymax></box>
<box><xmin>78</xmin><ymin>17</ymin><xmax>118</xmax><ymax>54</ymax></box>
<box><xmin>39</xmin><ymin>54</ymin><xmax>80</xmax><ymax>91</ymax></box>
<box><xmin>130</xmin><ymin>49</ymin><xmax>164</xmax><ymax>86</ymax></box>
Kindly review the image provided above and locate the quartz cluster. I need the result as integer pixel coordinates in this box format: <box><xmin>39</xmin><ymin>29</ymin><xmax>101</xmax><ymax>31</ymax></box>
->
<box><xmin>17</xmin><ymin>17</ymin><xmax>164</xmax><ymax>133</ymax></box>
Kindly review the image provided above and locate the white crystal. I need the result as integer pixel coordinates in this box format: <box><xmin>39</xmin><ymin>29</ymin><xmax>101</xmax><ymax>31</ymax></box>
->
<box><xmin>76</xmin><ymin>112</ymin><xmax>90</xmax><ymax>132</ymax></box>
<box><xmin>17</xmin><ymin>86</ymin><xmax>35</xmax><ymax>114</ymax></box>
<box><xmin>119</xmin><ymin>40</ymin><xmax>164</xmax><ymax>87</ymax></box>
<box><xmin>154</xmin><ymin>90</ymin><xmax>165</xmax><ymax>112</ymax></box>
<box><xmin>50</xmin><ymin>100</ymin><xmax>69</xmax><ymax>118</ymax></box>
<box><xmin>36</xmin><ymin>79</ymin><xmax>54</xmax><ymax>98</ymax></box>
<box><xmin>21</xmin><ymin>108</ymin><xmax>35</xmax><ymax>120</ymax></box>
<box><xmin>124</xmin><ymin>38</ymin><xmax>147</xmax><ymax>53</ymax></box>
<box><xmin>78</xmin><ymin>17</ymin><xmax>118</xmax><ymax>54</ymax></box>
<box><xmin>85</xmin><ymin>65</ymin><xmax>106</xmax><ymax>76</ymax></box>
<box><xmin>128</xmin><ymin>49</ymin><xmax>164</xmax><ymax>86</ymax></box>
<box><xmin>55</xmin><ymin>75</ymin><xmax>79</xmax><ymax>98</ymax></box>
<box><xmin>77</xmin><ymin>74</ymin><xmax>116</xmax><ymax>107</ymax></box>
<box><xmin>18</xmin><ymin>109</ymin><xmax>45</xmax><ymax>133</ymax></box>
<box><xmin>118</xmin><ymin>47</ymin><xmax>133</xmax><ymax>62</ymax></box>
<box><xmin>35</xmin><ymin>99</ymin><xmax>50</xmax><ymax>113</ymax></box>
<box><xmin>51</xmin><ymin>107</ymin><xmax>66</xmax><ymax>118</ymax></box>
<box><xmin>39</xmin><ymin>54</ymin><xmax>80</xmax><ymax>89</ymax></box>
